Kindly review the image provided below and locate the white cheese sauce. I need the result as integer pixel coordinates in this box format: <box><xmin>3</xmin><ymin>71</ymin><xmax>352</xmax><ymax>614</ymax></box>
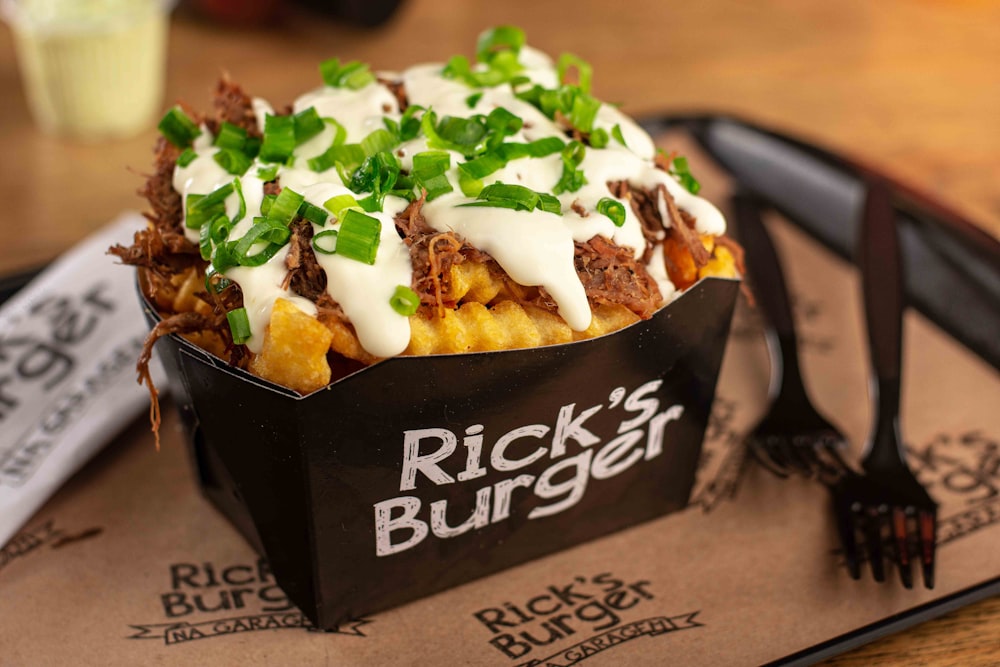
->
<box><xmin>172</xmin><ymin>42</ymin><xmax>728</xmax><ymax>359</ymax></box>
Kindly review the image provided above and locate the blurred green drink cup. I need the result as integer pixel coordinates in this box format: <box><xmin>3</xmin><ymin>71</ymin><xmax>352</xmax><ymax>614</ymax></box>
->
<box><xmin>2</xmin><ymin>0</ymin><xmax>175</xmax><ymax>140</ymax></box>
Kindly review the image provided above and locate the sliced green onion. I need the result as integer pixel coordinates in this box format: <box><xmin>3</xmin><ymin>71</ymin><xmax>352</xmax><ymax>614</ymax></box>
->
<box><xmin>257</xmin><ymin>164</ymin><xmax>280</xmax><ymax>181</ymax></box>
<box><xmin>204</xmin><ymin>267</ymin><xmax>232</xmax><ymax>295</ymax></box>
<box><xmin>267</xmin><ymin>188</ymin><xmax>305</xmax><ymax>225</ymax></box>
<box><xmin>244</xmin><ymin>136</ymin><xmax>261</xmax><ymax>158</ymax></box>
<box><xmin>347</xmin><ymin>151</ymin><xmax>401</xmax><ymax>211</ymax></box>
<box><xmin>158</xmin><ymin>107</ymin><xmax>201</xmax><ymax>148</ymax></box>
<box><xmin>476</xmin><ymin>26</ymin><xmax>526</xmax><ymax>63</ymax></box>
<box><xmin>437</xmin><ymin>115</ymin><xmax>487</xmax><ymax>148</ymax></box>
<box><xmin>611</xmin><ymin>123</ymin><xmax>627</xmax><ymax>147</ymax></box>
<box><xmin>231</xmin><ymin>177</ymin><xmax>246</xmax><ymax>225</ymax></box>
<box><xmin>260</xmin><ymin>193</ymin><xmax>277</xmax><ymax>217</ymax></box>
<box><xmin>589</xmin><ymin>128</ymin><xmax>609</xmax><ymax>149</ymax></box>
<box><xmin>492</xmin><ymin>137</ymin><xmax>564</xmax><ymax>162</ymax></box>
<box><xmin>336</xmin><ymin>210</ymin><xmax>382</xmax><ymax>264</ymax></box>
<box><xmin>361</xmin><ymin>128</ymin><xmax>398</xmax><ymax>156</ymax></box>
<box><xmin>412</xmin><ymin>151</ymin><xmax>454</xmax><ymax>201</ymax></box>
<box><xmin>185</xmin><ymin>182</ymin><xmax>235</xmax><ymax>229</ymax></box>
<box><xmin>537</xmin><ymin>193</ymin><xmax>562</xmax><ymax>215</ymax></box>
<box><xmin>308</xmin><ymin>142</ymin><xmax>365</xmax><ymax>173</ymax></box>
<box><xmin>259</xmin><ymin>114</ymin><xmax>296</xmax><ymax>163</ymax></box>
<box><xmin>458</xmin><ymin>151</ymin><xmax>507</xmax><ymax>180</ymax></box>
<box><xmin>458</xmin><ymin>170</ymin><xmax>483</xmax><ymax>197</ymax></box>
<box><xmin>312</xmin><ymin>229</ymin><xmax>339</xmax><ymax>254</ymax></box>
<box><xmin>553</xmin><ymin>140</ymin><xmax>587</xmax><ymax>194</ymax></box>
<box><xmin>233</xmin><ymin>219</ymin><xmax>290</xmax><ymax>266</ymax></box>
<box><xmin>412</xmin><ymin>150</ymin><xmax>451</xmax><ymax>178</ymax></box>
<box><xmin>390</xmin><ymin>285</ymin><xmax>420</xmax><ymax>316</ymax></box>
<box><xmin>176</xmin><ymin>148</ymin><xmax>198</xmax><ymax>168</ymax></box>
<box><xmin>198</xmin><ymin>215</ymin><xmax>216</xmax><ymax>260</ymax></box>
<box><xmin>557</xmin><ymin>53</ymin><xmax>593</xmax><ymax>94</ymax></box>
<box><xmin>320</xmin><ymin>57</ymin><xmax>375</xmax><ymax>89</ymax></box>
<box><xmin>485</xmin><ymin>107</ymin><xmax>523</xmax><ymax>138</ymax></box>
<box><xmin>214</xmin><ymin>122</ymin><xmax>247</xmax><ymax>151</ymax></box>
<box><xmin>465</xmin><ymin>92</ymin><xmax>484</xmax><ymax>108</ymax></box>
<box><xmin>324</xmin><ymin>194</ymin><xmax>361</xmax><ymax>218</ymax></box>
<box><xmin>293</xmin><ymin>107</ymin><xmax>324</xmax><ymax>145</ymax></box>
<box><xmin>668</xmin><ymin>155</ymin><xmax>701</xmax><ymax>194</ymax></box>
<box><xmin>226</xmin><ymin>307</ymin><xmax>251</xmax><ymax>345</ymax></box>
<box><xmin>459</xmin><ymin>182</ymin><xmax>562</xmax><ymax>215</ymax></box>
<box><xmin>597</xmin><ymin>197</ymin><xmax>626</xmax><ymax>227</ymax></box>
<box><xmin>466</xmin><ymin>182</ymin><xmax>538</xmax><ymax>210</ymax></box>
<box><xmin>213</xmin><ymin>148</ymin><xmax>253</xmax><ymax>175</ymax></box>
<box><xmin>211</xmin><ymin>241</ymin><xmax>239</xmax><ymax>274</ymax></box>
<box><xmin>299</xmin><ymin>201</ymin><xmax>329</xmax><ymax>225</ymax></box>
<box><xmin>211</xmin><ymin>211</ymin><xmax>232</xmax><ymax>244</ymax></box>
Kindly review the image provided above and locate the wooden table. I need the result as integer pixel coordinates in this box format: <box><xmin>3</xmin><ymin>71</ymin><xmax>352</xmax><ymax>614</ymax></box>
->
<box><xmin>1</xmin><ymin>1</ymin><xmax>997</xmax><ymax>663</ymax></box>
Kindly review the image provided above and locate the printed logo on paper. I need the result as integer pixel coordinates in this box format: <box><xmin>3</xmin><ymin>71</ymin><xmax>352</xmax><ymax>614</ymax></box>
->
<box><xmin>472</xmin><ymin>573</ymin><xmax>701</xmax><ymax>664</ymax></box>
<box><xmin>0</xmin><ymin>519</ymin><xmax>104</xmax><ymax>571</ymax></box>
<box><xmin>127</xmin><ymin>558</ymin><xmax>370</xmax><ymax>645</ymax></box>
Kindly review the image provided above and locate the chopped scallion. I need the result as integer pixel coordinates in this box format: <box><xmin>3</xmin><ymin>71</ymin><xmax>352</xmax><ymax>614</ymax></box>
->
<box><xmin>311</xmin><ymin>229</ymin><xmax>338</xmax><ymax>255</ymax></box>
<box><xmin>611</xmin><ymin>123</ymin><xmax>627</xmax><ymax>147</ymax></box>
<box><xmin>267</xmin><ymin>188</ymin><xmax>306</xmax><ymax>225</ymax></box>
<box><xmin>557</xmin><ymin>53</ymin><xmax>593</xmax><ymax>94</ymax></box>
<box><xmin>226</xmin><ymin>307</ymin><xmax>252</xmax><ymax>345</ymax></box>
<box><xmin>668</xmin><ymin>155</ymin><xmax>701</xmax><ymax>194</ymax></box>
<box><xmin>213</xmin><ymin>148</ymin><xmax>253</xmax><ymax>175</ymax></box>
<box><xmin>465</xmin><ymin>92</ymin><xmax>484</xmax><ymax>108</ymax></box>
<box><xmin>390</xmin><ymin>285</ymin><xmax>420</xmax><ymax>316</ymax></box>
<box><xmin>476</xmin><ymin>25</ymin><xmax>526</xmax><ymax>64</ymax></box>
<box><xmin>176</xmin><ymin>148</ymin><xmax>198</xmax><ymax>168</ymax></box>
<box><xmin>259</xmin><ymin>114</ymin><xmax>296</xmax><ymax>163</ymax></box>
<box><xmin>323</xmin><ymin>194</ymin><xmax>361</xmax><ymax>218</ymax></box>
<box><xmin>292</xmin><ymin>107</ymin><xmax>324</xmax><ymax>146</ymax></box>
<box><xmin>257</xmin><ymin>164</ymin><xmax>280</xmax><ymax>181</ymax></box>
<box><xmin>320</xmin><ymin>57</ymin><xmax>376</xmax><ymax>89</ymax></box>
<box><xmin>299</xmin><ymin>201</ymin><xmax>329</xmax><ymax>225</ymax></box>
<box><xmin>213</xmin><ymin>122</ymin><xmax>248</xmax><ymax>151</ymax></box>
<box><xmin>336</xmin><ymin>210</ymin><xmax>382</xmax><ymax>264</ymax></box>
<box><xmin>158</xmin><ymin>107</ymin><xmax>201</xmax><ymax>148</ymax></box>
<box><xmin>597</xmin><ymin>197</ymin><xmax>626</xmax><ymax>226</ymax></box>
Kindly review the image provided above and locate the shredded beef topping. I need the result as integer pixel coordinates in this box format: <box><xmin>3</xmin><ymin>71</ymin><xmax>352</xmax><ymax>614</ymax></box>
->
<box><xmin>208</xmin><ymin>77</ymin><xmax>261</xmax><ymax>137</ymax></box>
<box><xmin>574</xmin><ymin>236</ymin><xmax>662</xmax><ymax>319</ymax></box>
<box><xmin>284</xmin><ymin>220</ymin><xmax>327</xmax><ymax>301</ymax></box>
<box><xmin>657</xmin><ymin>184</ymin><xmax>710</xmax><ymax>267</ymax></box>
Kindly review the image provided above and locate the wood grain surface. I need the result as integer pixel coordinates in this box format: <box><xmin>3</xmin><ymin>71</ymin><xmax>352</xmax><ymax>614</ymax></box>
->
<box><xmin>0</xmin><ymin>1</ymin><xmax>997</xmax><ymax>663</ymax></box>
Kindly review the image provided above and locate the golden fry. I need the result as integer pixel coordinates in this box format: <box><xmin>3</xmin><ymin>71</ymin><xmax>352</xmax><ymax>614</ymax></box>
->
<box><xmin>250</xmin><ymin>298</ymin><xmax>333</xmax><ymax>393</ymax></box>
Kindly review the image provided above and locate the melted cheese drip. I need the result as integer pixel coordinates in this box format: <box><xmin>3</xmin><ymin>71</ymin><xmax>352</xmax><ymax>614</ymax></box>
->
<box><xmin>172</xmin><ymin>44</ymin><xmax>728</xmax><ymax>359</ymax></box>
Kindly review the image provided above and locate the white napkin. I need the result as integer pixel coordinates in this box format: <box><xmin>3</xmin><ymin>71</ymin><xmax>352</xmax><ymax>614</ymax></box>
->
<box><xmin>0</xmin><ymin>213</ymin><xmax>165</xmax><ymax>547</ymax></box>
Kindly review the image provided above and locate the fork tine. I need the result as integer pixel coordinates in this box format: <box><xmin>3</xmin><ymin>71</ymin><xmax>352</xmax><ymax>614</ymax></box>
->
<box><xmin>864</xmin><ymin>505</ymin><xmax>888</xmax><ymax>582</ymax></box>
<box><xmin>833</xmin><ymin>489</ymin><xmax>862</xmax><ymax>579</ymax></box>
<box><xmin>891</xmin><ymin>507</ymin><xmax>913</xmax><ymax>589</ymax></box>
<box><xmin>918</xmin><ymin>509</ymin><xmax>937</xmax><ymax>589</ymax></box>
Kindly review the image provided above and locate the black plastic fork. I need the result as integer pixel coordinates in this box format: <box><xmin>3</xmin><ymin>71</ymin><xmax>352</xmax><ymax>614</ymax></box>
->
<box><xmin>734</xmin><ymin>191</ymin><xmax>849</xmax><ymax>482</ymax></box>
<box><xmin>830</xmin><ymin>181</ymin><xmax>938</xmax><ymax>589</ymax></box>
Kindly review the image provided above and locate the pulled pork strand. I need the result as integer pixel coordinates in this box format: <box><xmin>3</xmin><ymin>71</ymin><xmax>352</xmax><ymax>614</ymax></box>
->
<box><xmin>136</xmin><ymin>311</ymin><xmax>214</xmax><ymax>449</ymax></box>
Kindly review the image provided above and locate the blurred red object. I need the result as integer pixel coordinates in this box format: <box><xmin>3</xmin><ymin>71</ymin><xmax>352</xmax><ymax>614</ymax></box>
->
<box><xmin>191</xmin><ymin>0</ymin><xmax>282</xmax><ymax>25</ymax></box>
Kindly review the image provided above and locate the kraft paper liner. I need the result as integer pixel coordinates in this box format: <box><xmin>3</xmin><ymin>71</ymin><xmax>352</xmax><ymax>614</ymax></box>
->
<box><xmin>2</xmin><ymin>137</ymin><xmax>999</xmax><ymax>665</ymax></box>
<box><xmin>142</xmin><ymin>271</ymin><xmax>739</xmax><ymax>630</ymax></box>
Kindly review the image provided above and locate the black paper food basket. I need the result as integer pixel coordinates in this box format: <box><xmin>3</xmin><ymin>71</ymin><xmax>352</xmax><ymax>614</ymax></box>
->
<box><xmin>140</xmin><ymin>275</ymin><xmax>739</xmax><ymax>630</ymax></box>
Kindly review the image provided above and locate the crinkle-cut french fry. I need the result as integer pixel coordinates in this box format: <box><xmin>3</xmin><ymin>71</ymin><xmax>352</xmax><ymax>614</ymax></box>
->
<box><xmin>572</xmin><ymin>303</ymin><xmax>640</xmax><ymax>340</ymax></box>
<box><xmin>449</xmin><ymin>260</ymin><xmax>503</xmax><ymax>305</ymax></box>
<box><xmin>250</xmin><ymin>298</ymin><xmax>333</xmax><ymax>394</ymax></box>
<box><xmin>171</xmin><ymin>266</ymin><xmax>214</xmax><ymax>316</ymax></box>
<box><xmin>406</xmin><ymin>299</ymin><xmax>634</xmax><ymax>356</ymax></box>
<box><xmin>182</xmin><ymin>330</ymin><xmax>228</xmax><ymax>358</ymax></box>
<box><xmin>319</xmin><ymin>313</ymin><xmax>379</xmax><ymax>365</ymax></box>
<box><xmin>699</xmin><ymin>245</ymin><xmax>738</xmax><ymax>280</ymax></box>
